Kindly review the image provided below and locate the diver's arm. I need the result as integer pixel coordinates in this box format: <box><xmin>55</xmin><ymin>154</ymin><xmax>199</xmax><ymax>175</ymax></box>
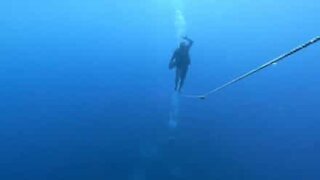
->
<box><xmin>183</xmin><ymin>36</ymin><xmax>194</xmax><ymax>48</ymax></box>
<box><xmin>168</xmin><ymin>50</ymin><xmax>176</xmax><ymax>69</ymax></box>
<box><xmin>170</xmin><ymin>50</ymin><xmax>177</xmax><ymax>63</ymax></box>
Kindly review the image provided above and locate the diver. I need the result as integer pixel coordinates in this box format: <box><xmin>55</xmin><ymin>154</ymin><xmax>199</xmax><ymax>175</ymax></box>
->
<box><xmin>169</xmin><ymin>36</ymin><xmax>194</xmax><ymax>92</ymax></box>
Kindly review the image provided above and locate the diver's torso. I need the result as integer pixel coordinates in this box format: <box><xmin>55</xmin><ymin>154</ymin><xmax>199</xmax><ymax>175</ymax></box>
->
<box><xmin>175</xmin><ymin>48</ymin><xmax>190</xmax><ymax>68</ymax></box>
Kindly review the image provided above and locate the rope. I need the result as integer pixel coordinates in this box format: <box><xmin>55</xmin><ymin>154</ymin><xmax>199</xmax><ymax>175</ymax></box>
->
<box><xmin>183</xmin><ymin>36</ymin><xmax>320</xmax><ymax>100</ymax></box>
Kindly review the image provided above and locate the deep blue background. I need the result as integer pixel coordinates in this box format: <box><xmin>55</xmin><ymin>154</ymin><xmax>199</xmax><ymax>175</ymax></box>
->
<box><xmin>1</xmin><ymin>0</ymin><xmax>320</xmax><ymax>179</ymax></box>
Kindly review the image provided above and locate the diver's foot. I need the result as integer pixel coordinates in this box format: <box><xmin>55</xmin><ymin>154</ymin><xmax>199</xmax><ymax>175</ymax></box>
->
<box><xmin>174</xmin><ymin>85</ymin><xmax>179</xmax><ymax>91</ymax></box>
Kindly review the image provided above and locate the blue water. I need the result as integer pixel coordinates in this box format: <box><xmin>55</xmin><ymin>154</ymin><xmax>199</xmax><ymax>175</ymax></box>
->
<box><xmin>1</xmin><ymin>0</ymin><xmax>320</xmax><ymax>179</ymax></box>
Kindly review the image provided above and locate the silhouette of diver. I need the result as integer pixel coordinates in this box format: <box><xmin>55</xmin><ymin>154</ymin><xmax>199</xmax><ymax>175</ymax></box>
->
<box><xmin>169</xmin><ymin>36</ymin><xmax>194</xmax><ymax>92</ymax></box>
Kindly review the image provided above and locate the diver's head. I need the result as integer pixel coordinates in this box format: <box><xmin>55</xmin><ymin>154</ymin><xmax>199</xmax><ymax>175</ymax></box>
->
<box><xmin>179</xmin><ymin>42</ymin><xmax>187</xmax><ymax>49</ymax></box>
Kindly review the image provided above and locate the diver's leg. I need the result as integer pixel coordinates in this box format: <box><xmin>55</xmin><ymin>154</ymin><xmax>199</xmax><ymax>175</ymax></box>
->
<box><xmin>178</xmin><ymin>67</ymin><xmax>188</xmax><ymax>92</ymax></box>
<box><xmin>175</xmin><ymin>68</ymin><xmax>180</xmax><ymax>91</ymax></box>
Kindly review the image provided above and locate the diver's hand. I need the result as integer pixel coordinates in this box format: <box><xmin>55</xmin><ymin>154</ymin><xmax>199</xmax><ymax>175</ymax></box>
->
<box><xmin>182</xmin><ymin>36</ymin><xmax>193</xmax><ymax>42</ymax></box>
<box><xmin>182</xmin><ymin>36</ymin><xmax>193</xmax><ymax>45</ymax></box>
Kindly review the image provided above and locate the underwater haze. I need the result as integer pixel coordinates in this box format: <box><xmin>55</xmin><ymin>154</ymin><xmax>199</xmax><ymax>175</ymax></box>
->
<box><xmin>1</xmin><ymin>0</ymin><xmax>320</xmax><ymax>179</ymax></box>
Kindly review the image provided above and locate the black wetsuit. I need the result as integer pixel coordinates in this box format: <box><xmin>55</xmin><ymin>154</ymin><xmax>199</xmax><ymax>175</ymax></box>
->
<box><xmin>169</xmin><ymin>38</ymin><xmax>193</xmax><ymax>92</ymax></box>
